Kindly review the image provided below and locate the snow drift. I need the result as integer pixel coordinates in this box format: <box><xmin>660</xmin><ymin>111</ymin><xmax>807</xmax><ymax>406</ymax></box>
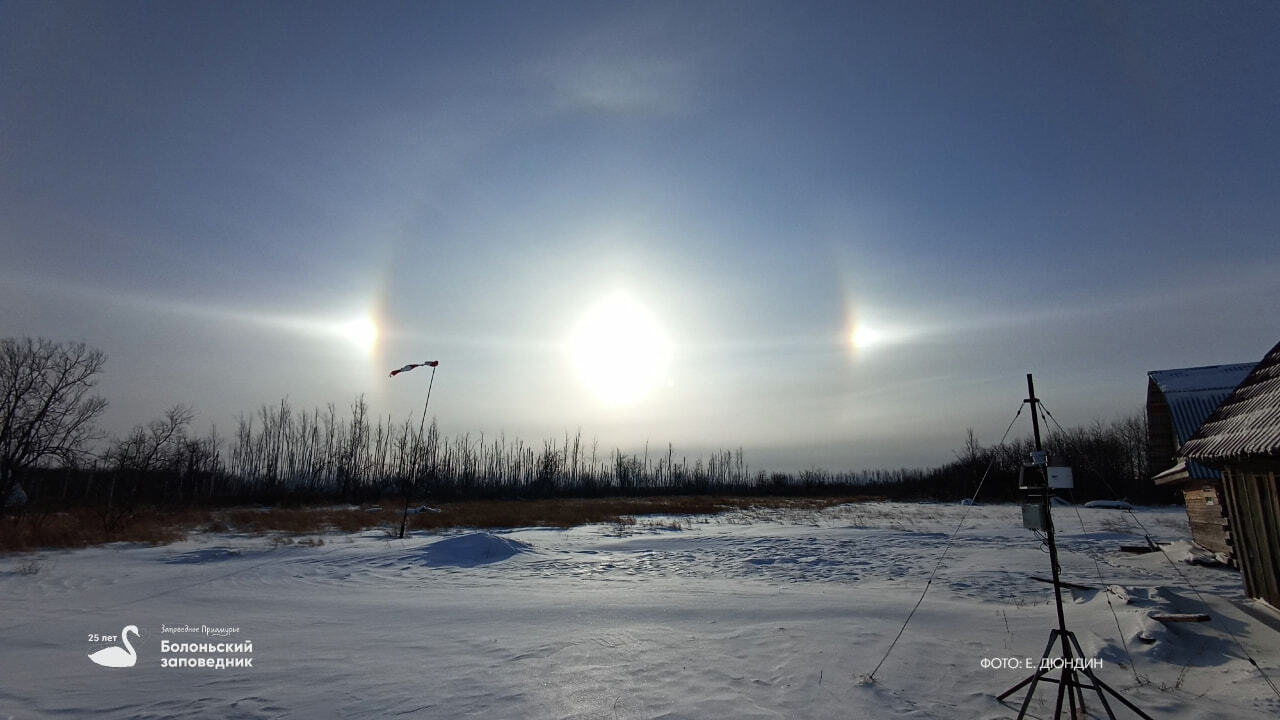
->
<box><xmin>421</xmin><ymin>531</ymin><xmax>533</xmax><ymax>566</ymax></box>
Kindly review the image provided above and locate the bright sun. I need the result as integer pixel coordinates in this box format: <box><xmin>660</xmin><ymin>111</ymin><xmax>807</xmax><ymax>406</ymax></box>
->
<box><xmin>340</xmin><ymin>316</ymin><xmax>379</xmax><ymax>355</ymax></box>
<box><xmin>568</xmin><ymin>292</ymin><xmax>672</xmax><ymax>406</ymax></box>
<box><xmin>850</xmin><ymin>324</ymin><xmax>884</xmax><ymax>351</ymax></box>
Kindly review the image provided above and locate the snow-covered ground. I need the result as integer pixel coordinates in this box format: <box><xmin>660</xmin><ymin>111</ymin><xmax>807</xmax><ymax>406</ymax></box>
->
<box><xmin>2</xmin><ymin>502</ymin><xmax>1278</xmax><ymax>719</ymax></box>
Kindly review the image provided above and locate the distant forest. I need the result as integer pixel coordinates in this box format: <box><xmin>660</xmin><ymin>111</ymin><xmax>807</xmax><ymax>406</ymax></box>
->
<box><xmin>2</xmin><ymin>338</ymin><xmax>1168</xmax><ymax>516</ymax></box>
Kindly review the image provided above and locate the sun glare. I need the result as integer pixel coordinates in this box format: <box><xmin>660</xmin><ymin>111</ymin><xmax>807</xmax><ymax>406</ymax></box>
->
<box><xmin>847</xmin><ymin>313</ymin><xmax>919</xmax><ymax>355</ymax></box>
<box><xmin>568</xmin><ymin>292</ymin><xmax>672</xmax><ymax>406</ymax></box>
<box><xmin>340</xmin><ymin>316</ymin><xmax>379</xmax><ymax>355</ymax></box>
<box><xmin>850</xmin><ymin>325</ymin><xmax>884</xmax><ymax>350</ymax></box>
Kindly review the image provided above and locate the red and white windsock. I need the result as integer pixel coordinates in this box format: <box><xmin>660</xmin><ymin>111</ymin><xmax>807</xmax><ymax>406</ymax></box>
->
<box><xmin>389</xmin><ymin>361</ymin><xmax>439</xmax><ymax>377</ymax></box>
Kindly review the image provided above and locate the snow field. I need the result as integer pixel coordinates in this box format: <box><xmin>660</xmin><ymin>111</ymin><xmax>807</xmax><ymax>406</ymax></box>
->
<box><xmin>1</xmin><ymin>502</ymin><xmax>1277</xmax><ymax>719</ymax></box>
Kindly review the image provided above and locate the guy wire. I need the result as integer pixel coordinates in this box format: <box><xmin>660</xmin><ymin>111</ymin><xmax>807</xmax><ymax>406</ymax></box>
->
<box><xmin>862</xmin><ymin>402</ymin><xmax>1024</xmax><ymax>684</ymax></box>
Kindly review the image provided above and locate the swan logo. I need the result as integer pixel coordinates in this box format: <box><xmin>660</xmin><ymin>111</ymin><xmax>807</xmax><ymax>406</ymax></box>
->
<box><xmin>88</xmin><ymin>625</ymin><xmax>139</xmax><ymax>668</ymax></box>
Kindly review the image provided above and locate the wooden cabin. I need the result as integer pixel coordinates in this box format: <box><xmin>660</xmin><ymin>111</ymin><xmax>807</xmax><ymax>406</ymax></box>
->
<box><xmin>1180</xmin><ymin>340</ymin><xmax>1280</xmax><ymax>609</ymax></box>
<box><xmin>1147</xmin><ymin>363</ymin><xmax>1254</xmax><ymax>560</ymax></box>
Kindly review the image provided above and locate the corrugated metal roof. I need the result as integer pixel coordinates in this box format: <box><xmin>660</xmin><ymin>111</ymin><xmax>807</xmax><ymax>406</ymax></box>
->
<box><xmin>1147</xmin><ymin>363</ymin><xmax>1255</xmax><ymax>446</ymax></box>
<box><xmin>1181</xmin><ymin>340</ymin><xmax>1280</xmax><ymax>462</ymax></box>
<box><xmin>1149</xmin><ymin>363</ymin><xmax>1256</xmax><ymax>395</ymax></box>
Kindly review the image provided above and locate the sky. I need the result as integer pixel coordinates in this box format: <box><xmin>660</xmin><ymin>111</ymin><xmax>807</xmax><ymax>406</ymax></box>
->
<box><xmin>2</xmin><ymin>1</ymin><xmax>1278</xmax><ymax>472</ymax></box>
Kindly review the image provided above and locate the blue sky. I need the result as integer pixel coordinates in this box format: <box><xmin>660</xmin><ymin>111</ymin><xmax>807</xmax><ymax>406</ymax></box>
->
<box><xmin>3</xmin><ymin>1</ymin><xmax>1278</xmax><ymax>470</ymax></box>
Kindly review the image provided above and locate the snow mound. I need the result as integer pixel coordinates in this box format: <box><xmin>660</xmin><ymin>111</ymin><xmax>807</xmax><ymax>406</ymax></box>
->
<box><xmin>423</xmin><ymin>532</ymin><xmax>532</xmax><ymax>567</ymax></box>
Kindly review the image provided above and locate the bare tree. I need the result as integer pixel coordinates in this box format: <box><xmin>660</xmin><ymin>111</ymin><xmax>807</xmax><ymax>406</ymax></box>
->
<box><xmin>108</xmin><ymin>404</ymin><xmax>194</xmax><ymax>497</ymax></box>
<box><xmin>0</xmin><ymin>338</ymin><xmax>108</xmax><ymax>510</ymax></box>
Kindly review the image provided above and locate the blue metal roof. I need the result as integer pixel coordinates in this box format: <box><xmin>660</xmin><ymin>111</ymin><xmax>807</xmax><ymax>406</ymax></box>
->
<box><xmin>1149</xmin><ymin>363</ymin><xmax>1255</xmax><ymax>446</ymax></box>
<box><xmin>1149</xmin><ymin>362</ymin><xmax>1255</xmax><ymax>397</ymax></box>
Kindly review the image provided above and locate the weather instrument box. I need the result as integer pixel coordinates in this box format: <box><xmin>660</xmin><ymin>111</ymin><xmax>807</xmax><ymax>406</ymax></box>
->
<box><xmin>1022</xmin><ymin>502</ymin><xmax>1049</xmax><ymax>530</ymax></box>
<box><xmin>1019</xmin><ymin>453</ymin><xmax>1072</xmax><ymax>530</ymax></box>
<box><xmin>1018</xmin><ymin>463</ymin><xmax>1073</xmax><ymax>489</ymax></box>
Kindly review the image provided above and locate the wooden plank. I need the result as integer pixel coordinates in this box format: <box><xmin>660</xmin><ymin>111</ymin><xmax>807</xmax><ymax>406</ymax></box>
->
<box><xmin>1222</xmin><ymin>468</ymin><xmax>1257</xmax><ymax>597</ymax></box>
<box><xmin>1267</xmin><ymin>469</ymin><xmax>1280</xmax><ymax>608</ymax></box>
<box><xmin>1241</xmin><ymin>466</ymin><xmax>1277</xmax><ymax>606</ymax></box>
<box><xmin>1252</xmin><ymin>466</ymin><xmax>1280</xmax><ymax>608</ymax></box>
<box><xmin>1149</xmin><ymin>613</ymin><xmax>1211</xmax><ymax>623</ymax></box>
<box><xmin>1232</xmin><ymin>466</ymin><xmax>1275</xmax><ymax>604</ymax></box>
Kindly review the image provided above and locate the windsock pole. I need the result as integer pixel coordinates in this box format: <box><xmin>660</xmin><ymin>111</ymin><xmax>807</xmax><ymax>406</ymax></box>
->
<box><xmin>391</xmin><ymin>361</ymin><xmax>439</xmax><ymax>539</ymax></box>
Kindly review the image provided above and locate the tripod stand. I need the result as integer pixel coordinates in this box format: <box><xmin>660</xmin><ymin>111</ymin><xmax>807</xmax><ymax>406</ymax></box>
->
<box><xmin>997</xmin><ymin>375</ymin><xmax>1153</xmax><ymax>720</ymax></box>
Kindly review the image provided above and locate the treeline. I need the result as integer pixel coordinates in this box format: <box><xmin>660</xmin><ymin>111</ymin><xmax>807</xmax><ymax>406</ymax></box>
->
<box><xmin>19</xmin><ymin>396</ymin><xmax>876</xmax><ymax>509</ymax></box>
<box><xmin>3</xmin><ymin>338</ymin><xmax>1167</xmax><ymax>515</ymax></box>
<box><xmin>16</xmin><ymin>397</ymin><xmax>1163</xmax><ymax>511</ymax></box>
<box><xmin>867</xmin><ymin>416</ymin><xmax>1168</xmax><ymax>504</ymax></box>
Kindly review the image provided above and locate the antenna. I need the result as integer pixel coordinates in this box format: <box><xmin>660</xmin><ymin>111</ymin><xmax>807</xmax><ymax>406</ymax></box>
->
<box><xmin>997</xmin><ymin>374</ymin><xmax>1154</xmax><ymax>720</ymax></box>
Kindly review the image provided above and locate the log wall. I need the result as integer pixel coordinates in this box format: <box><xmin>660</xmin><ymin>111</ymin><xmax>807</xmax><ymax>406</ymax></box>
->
<box><xmin>1182</xmin><ymin>484</ymin><xmax>1233</xmax><ymax>561</ymax></box>
<box><xmin>1221</xmin><ymin>464</ymin><xmax>1280</xmax><ymax>608</ymax></box>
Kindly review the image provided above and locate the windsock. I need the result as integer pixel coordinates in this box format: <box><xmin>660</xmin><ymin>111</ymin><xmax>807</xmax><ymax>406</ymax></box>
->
<box><xmin>389</xmin><ymin>361</ymin><xmax>439</xmax><ymax>377</ymax></box>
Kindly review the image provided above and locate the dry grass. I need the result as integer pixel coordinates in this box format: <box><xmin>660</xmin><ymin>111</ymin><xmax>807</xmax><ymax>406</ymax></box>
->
<box><xmin>0</xmin><ymin>507</ymin><xmax>206</xmax><ymax>552</ymax></box>
<box><xmin>0</xmin><ymin>495</ymin><xmax>881</xmax><ymax>553</ymax></box>
<box><xmin>221</xmin><ymin>507</ymin><xmax>391</xmax><ymax>534</ymax></box>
